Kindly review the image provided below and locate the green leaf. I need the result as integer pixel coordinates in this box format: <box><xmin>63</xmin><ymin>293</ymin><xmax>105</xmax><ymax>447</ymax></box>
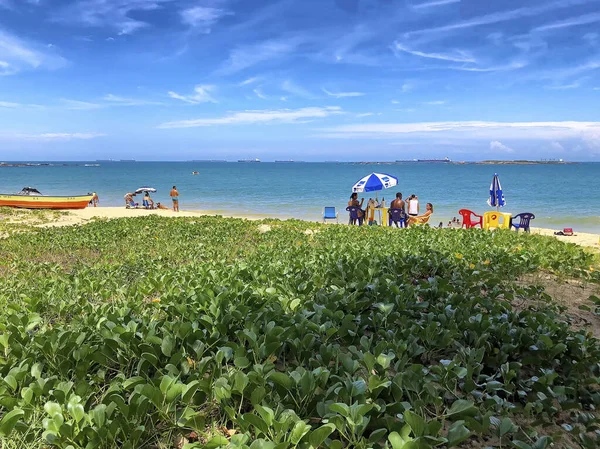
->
<box><xmin>269</xmin><ymin>372</ymin><xmax>293</xmax><ymax>390</ymax></box>
<box><xmin>309</xmin><ymin>423</ymin><xmax>335</xmax><ymax>448</ymax></box>
<box><xmin>404</xmin><ymin>410</ymin><xmax>426</xmax><ymax>437</ymax></box>
<box><xmin>513</xmin><ymin>441</ymin><xmax>533</xmax><ymax>449</ymax></box>
<box><xmin>205</xmin><ymin>435</ymin><xmax>229</xmax><ymax>449</ymax></box>
<box><xmin>290</xmin><ymin>420</ymin><xmax>311</xmax><ymax>444</ymax></box>
<box><xmin>234</xmin><ymin>356</ymin><xmax>251</xmax><ymax>368</ymax></box>
<box><xmin>499</xmin><ymin>417</ymin><xmax>515</xmax><ymax>436</ymax></box>
<box><xmin>446</xmin><ymin>399</ymin><xmax>476</xmax><ymax>418</ymax></box>
<box><xmin>44</xmin><ymin>402</ymin><xmax>62</xmax><ymax>417</ymax></box>
<box><xmin>329</xmin><ymin>403</ymin><xmax>350</xmax><ymax>417</ymax></box>
<box><xmin>447</xmin><ymin>421</ymin><xmax>471</xmax><ymax>447</ymax></box>
<box><xmin>0</xmin><ymin>408</ymin><xmax>24</xmax><ymax>436</ymax></box>
<box><xmin>161</xmin><ymin>335</ymin><xmax>175</xmax><ymax>357</ymax></box>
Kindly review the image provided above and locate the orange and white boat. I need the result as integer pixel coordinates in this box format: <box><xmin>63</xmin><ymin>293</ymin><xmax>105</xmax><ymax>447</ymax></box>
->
<box><xmin>0</xmin><ymin>187</ymin><xmax>93</xmax><ymax>210</ymax></box>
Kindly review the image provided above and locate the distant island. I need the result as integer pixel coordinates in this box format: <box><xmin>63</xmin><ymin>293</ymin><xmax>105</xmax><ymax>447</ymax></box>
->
<box><xmin>476</xmin><ymin>159</ymin><xmax>575</xmax><ymax>165</ymax></box>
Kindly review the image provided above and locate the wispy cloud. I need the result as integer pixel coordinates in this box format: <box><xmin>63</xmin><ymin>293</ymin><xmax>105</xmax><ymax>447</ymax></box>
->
<box><xmin>180</xmin><ymin>5</ymin><xmax>231</xmax><ymax>32</ymax></box>
<box><xmin>253</xmin><ymin>88</ymin><xmax>267</xmax><ymax>100</ymax></box>
<box><xmin>61</xmin><ymin>99</ymin><xmax>103</xmax><ymax>110</ymax></box>
<box><xmin>423</xmin><ymin>100</ymin><xmax>445</xmax><ymax>105</ymax></box>
<box><xmin>0</xmin><ymin>30</ymin><xmax>66</xmax><ymax>75</ymax></box>
<box><xmin>400</xmin><ymin>83</ymin><xmax>414</xmax><ymax>93</ymax></box>
<box><xmin>281</xmin><ymin>79</ymin><xmax>314</xmax><ymax>98</ymax></box>
<box><xmin>411</xmin><ymin>0</ymin><xmax>460</xmax><ymax>9</ymax></box>
<box><xmin>238</xmin><ymin>76</ymin><xmax>261</xmax><ymax>86</ymax></box>
<box><xmin>318</xmin><ymin>121</ymin><xmax>600</xmax><ymax>143</ymax></box>
<box><xmin>404</xmin><ymin>0</ymin><xmax>592</xmax><ymax>37</ymax></box>
<box><xmin>489</xmin><ymin>140</ymin><xmax>514</xmax><ymax>153</ymax></box>
<box><xmin>322</xmin><ymin>88</ymin><xmax>365</xmax><ymax>98</ymax></box>
<box><xmin>533</xmin><ymin>12</ymin><xmax>600</xmax><ymax>32</ymax></box>
<box><xmin>219</xmin><ymin>37</ymin><xmax>304</xmax><ymax>75</ymax></box>
<box><xmin>53</xmin><ymin>0</ymin><xmax>173</xmax><ymax>35</ymax></box>
<box><xmin>0</xmin><ymin>100</ymin><xmax>44</xmax><ymax>109</ymax></box>
<box><xmin>547</xmin><ymin>81</ymin><xmax>583</xmax><ymax>90</ymax></box>
<box><xmin>393</xmin><ymin>42</ymin><xmax>475</xmax><ymax>63</ymax></box>
<box><xmin>158</xmin><ymin>106</ymin><xmax>343</xmax><ymax>129</ymax></box>
<box><xmin>2</xmin><ymin>132</ymin><xmax>105</xmax><ymax>141</ymax></box>
<box><xmin>103</xmin><ymin>94</ymin><xmax>163</xmax><ymax>106</ymax></box>
<box><xmin>168</xmin><ymin>85</ymin><xmax>216</xmax><ymax>104</ymax></box>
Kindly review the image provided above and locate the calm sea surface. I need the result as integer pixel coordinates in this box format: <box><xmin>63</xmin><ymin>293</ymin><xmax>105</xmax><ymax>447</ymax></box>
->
<box><xmin>1</xmin><ymin>162</ymin><xmax>599</xmax><ymax>233</ymax></box>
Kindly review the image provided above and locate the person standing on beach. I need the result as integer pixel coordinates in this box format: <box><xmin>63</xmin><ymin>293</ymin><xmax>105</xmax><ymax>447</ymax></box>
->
<box><xmin>407</xmin><ymin>194</ymin><xmax>419</xmax><ymax>217</ymax></box>
<box><xmin>170</xmin><ymin>186</ymin><xmax>179</xmax><ymax>212</ymax></box>
<box><xmin>92</xmin><ymin>192</ymin><xmax>99</xmax><ymax>207</ymax></box>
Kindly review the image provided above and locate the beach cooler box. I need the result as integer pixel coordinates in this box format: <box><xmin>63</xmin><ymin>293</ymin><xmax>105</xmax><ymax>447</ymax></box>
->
<box><xmin>483</xmin><ymin>211</ymin><xmax>512</xmax><ymax>230</ymax></box>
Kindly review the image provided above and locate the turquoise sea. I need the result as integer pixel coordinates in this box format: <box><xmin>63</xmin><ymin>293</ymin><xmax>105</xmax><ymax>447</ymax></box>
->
<box><xmin>1</xmin><ymin>162</ymin><xmax>599</xmax><ymax>233</ymax></box>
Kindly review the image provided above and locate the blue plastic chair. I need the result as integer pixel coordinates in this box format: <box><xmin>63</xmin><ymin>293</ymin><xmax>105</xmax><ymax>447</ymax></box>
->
<box><xmin>388</xmin><ymin>208</ymin><xmax>407</xmax><ymax>228</ymax></box>
<box><xmin>346</xmin><ymin>206</ymin><xmax>363</xmax><ymax>226</ymax></box>
<box><xmin>323</xmin><ymin>207</ymin><xmax>338</xmax><ymax>223</ymax></box>
<box><xmin>510</xmin><ymin>213</ymin><xmax>535</xmax><ymax>232</ymax></box>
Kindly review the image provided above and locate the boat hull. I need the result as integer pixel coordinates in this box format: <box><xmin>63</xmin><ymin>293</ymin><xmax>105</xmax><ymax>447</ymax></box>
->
<box><xmin>0</xmin><ymin>194</ymin><xmax>93</xmax><ymax>210</ymax></box>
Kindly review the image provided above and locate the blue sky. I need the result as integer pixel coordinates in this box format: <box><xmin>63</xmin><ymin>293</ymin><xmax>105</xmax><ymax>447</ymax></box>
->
<box><xmin>1</xmin><ymin>0</ymin><xmax>600</xmax><ymax>161</ymax></box>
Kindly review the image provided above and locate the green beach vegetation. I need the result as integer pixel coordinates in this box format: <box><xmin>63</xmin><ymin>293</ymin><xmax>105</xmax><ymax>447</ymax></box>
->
<box><xmin>0</xmin><ymin>216</ymin><xmax>599</xmax><ymax>449</ymax></box>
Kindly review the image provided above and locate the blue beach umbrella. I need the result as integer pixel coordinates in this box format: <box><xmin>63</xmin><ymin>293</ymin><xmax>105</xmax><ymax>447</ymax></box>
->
<box><xmin>487</xmin><ymin>173</ymin><xmax>506</xmax><ymax>210</ymax></box>
<box><xmin>352</xmin><ymin>173</ymin><xmax>398</xmax><ymax>193</ymax></box>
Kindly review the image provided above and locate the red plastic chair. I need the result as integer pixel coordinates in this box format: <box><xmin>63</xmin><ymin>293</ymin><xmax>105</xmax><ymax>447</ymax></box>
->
<box><xmin>459</xmin><ymin>209</ymin><xmax>483</xmax><ymax>229</ymax></box>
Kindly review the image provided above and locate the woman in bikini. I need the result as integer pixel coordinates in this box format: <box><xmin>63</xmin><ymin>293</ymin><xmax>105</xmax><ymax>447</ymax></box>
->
<box><xmin>407</xmin><ymin>203</ymin><xmax>433</xmax><ymax>226</ymax></box>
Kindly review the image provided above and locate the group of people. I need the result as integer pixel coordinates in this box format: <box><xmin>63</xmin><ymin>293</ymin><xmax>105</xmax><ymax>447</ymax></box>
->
<box><xmin>348</xmin><ymin>191</ymin><xmax>433</xmax><ymax>227</ymax></box>
<box><xmin>123</xmin><ymin>186</ymin><xmax>180</xmax><ymax>211</ymax></box>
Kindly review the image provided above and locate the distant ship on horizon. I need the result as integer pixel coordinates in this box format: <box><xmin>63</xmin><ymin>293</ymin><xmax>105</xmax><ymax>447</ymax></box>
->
<box><xmin>396</xmin><ymin>157</ymin><xmax>452</xmax><ymax>163</ymax></box>
<box><xmin>238</xmin><ymin>158</ymin><xmax>261</xmax><ymax>163</ymax></box>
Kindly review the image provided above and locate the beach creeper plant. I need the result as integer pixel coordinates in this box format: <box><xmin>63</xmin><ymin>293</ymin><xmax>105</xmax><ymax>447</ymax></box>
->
<box><xmin>0</xmin><ymin>216</ymin><xmax>598</xmax><ymax>448</ymax></box>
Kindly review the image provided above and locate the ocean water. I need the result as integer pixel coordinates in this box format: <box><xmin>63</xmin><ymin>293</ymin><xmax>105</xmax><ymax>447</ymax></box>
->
<box><xmin>1</xmin><ymin>162</ymin><xmax>599</xmax><ymax>233</ymax></box>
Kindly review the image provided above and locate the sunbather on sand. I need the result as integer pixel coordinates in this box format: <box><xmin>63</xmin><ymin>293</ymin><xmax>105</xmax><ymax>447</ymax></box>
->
<box><xmin>407</xmin><ymin>203</ymin><xmax>433</xmax><ymax>226</ymax></box>
<box><xmin>156</xmin><ymin>202</ymin><xmax>170</xmax><ymax>210</ymax></box>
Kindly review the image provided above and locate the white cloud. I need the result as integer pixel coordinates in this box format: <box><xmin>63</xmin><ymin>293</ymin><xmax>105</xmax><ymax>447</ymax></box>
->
<box><xmin>423</xmin><ymin>100</ymin><xmax>445</xmax><ymax>105</ymax></box>
<box><xmin>393</xmin><ymin>42</ymin><xmax>476</xmax><ymax>63</ymax></box>
<box><xmin>550</xmin><ymin>141</ymin><xmax>564</xmax><ymax>151</ymax></box>
<box><xmin>356</xmin><ymin>112</ymin><xmax>374</xmax><ymax>117</ymax></box>
<box><xmin>281</xmin><ymin>79</ymin><xmax>314</xmax><ymax>98</ymax></box>
<box><xmin>3</xmin><ymin>132</ymin><xmax>105</xmax><ymax>141</ymax></box>
<box><xmin>0</xmin><ymin>100</ymin><xmax>44</xmax><ymax>109</ymax></box>
<box><xmin>533</xmin><ymin>12</ymin><xmax>600</xmax><ymax>32</ymax></box>
<box><xmin>168</xmin><ymin>85</ymin><xmax>216</xmax><ymax>104</ymax></box>
<box><xmin>219</xmin><ymin>38</ymin><xmax>303</xmax><ymax>75</ymax></box>
<box><xmin>103</xmin><ymin>93</ymin><xmax>163</xmax><ymax>106</ymax></box>
<box><xmin>53</xmin><ymin>0</ymin><xmax>173</xmax><ymax>35</ymax></box>
<box><xmin>489</xmin><ymin>140</ymin><xmax>514</xmax><ymax>153</ymax></box>
<box><xmin>391</xmin><ymin>100</ymin><xmax>399</xmax><ymax>104</ymax></box>
<box><xmin>0</xmin><ymin>30</ymin><xmax>66</xmax><ymax>75</ymax></box>
<box><xmin>322</xmin><ymin>88</ymin><xmax>365</xmax><ymax>98</ymax></box>
<box><xmin>400</xmin><ymin>83</ymin><xmax>414</xmax><ymax>93</ymax></box>
<box><xmin>239</xmin><ymin>76</ymin><xmax>260</xmax><ymax>86</ymax></box>
<box><xmin>547</xmin><ymin>81</ymin><xmax>582</xmax><ymax>90</ymax></box>
<box><xmin>411</xmin><ymin>0</ymin><xmax>460</xmax><ymax>9</ymax></box>
<box><xmin>158</xmin><ymin>106</ymin><xmax>343</xmax><ymax>129</ymax></box>
<box><xmin>404</xmin><ymin>0</ymin><xmax>592</xmax><ymax>37</ymax></box>
<box><xmin>180</xmin><ymin>6</ymin><xmax>230</xmax><ymax>32</ymax></box>
<box><xmin>253</xmin><ymin>88</ymin><xmax>267</xmax><ymax>99</ymax></box>
<box><xmin>317</xmin><ymin>121</ymin><xmax>600</xmax><ymax>144</ymax></box>
<box><xmin>61</xmin><ymin>99</ymin><xmax>103</xmax><ymax>110</ymax></box>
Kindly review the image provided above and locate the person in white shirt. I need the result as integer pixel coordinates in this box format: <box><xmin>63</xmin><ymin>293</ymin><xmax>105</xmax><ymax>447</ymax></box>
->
<box><xmin>407</xmin><ymin>194</ymin><xmax>419</xmax><ymax>217</ymax></box>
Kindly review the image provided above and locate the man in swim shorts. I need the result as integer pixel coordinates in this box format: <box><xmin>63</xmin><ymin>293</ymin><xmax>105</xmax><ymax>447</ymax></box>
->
<box><xmin>170</xmin><ymin>186</ymin><xmax>179</xmax><ymax>212</ymax></box>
